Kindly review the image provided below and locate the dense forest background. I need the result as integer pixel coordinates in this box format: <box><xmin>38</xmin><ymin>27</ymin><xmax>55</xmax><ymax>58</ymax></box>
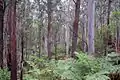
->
<box><xmin>0</xmin><ymin>0</ymin><xmax>120</xmax><ymax>80</ymax></box>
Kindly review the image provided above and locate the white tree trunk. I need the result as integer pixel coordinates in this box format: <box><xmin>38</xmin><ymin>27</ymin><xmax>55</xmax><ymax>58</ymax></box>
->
<box><xmin>88</xmin><ymin>0</ymin><xmax>95</xmax><ymax>54</ymax></box>
<box><xmin>65</xmin><ymin>25</ymin><xmax>70</xmax><ymax>55</ymax></box>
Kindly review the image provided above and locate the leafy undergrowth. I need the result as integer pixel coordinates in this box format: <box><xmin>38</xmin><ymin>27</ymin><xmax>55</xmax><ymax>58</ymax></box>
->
<box><xmin>23</xmin><ymin>52</ymin><xmax>120</xmax><ymax>80</ymax></box>
<box><xmin>0</xmin><ymin>68</ymin><xmax>10</xmax><ymax>80</ymax></box>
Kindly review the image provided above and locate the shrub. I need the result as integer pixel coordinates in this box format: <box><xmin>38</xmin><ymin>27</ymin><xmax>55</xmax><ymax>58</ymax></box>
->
<box><xmin>0</xmin><ymin>68</ymin><xmax>10</xmax><ymax>80</ymax></box>
<box><xmin>24</xmin><ymin>52</ymin><xmax>120</xmax><ymax>80</ymax></box>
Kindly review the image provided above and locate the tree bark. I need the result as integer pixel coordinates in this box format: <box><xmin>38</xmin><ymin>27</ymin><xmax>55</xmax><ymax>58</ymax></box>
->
<box><xmin>3</xmin><ymin>1</ymin><xmax>10</xmax><ymax>69</ymax></box>
<box><xmin>9</xmin><ymin>0</ymin><xmax>17</xmax><ymax>80</ymax></box>
<box><xmin>20</xmin><ymin>30</ymin><xmax>24</xmax><ymax>80</ymax></box>
<box><xmin>47</xmin><ymin>0</ymin><xmax>52</xmax><ymax>59</ymax></box>
<box><xmin>105</xmin><ymin>0</ymin><xmax>112</xmax><ymax>54</ymax></box>
<box><xmin>82</xmin><ymin>16</ymin><xmax>87</xmax><ymax>52</ymax></box>
<box><xmin>88</xmin><ymin>0</ymin><xmax>95</xmax><ymax>54</ymax></box>
<box><xmin>71</xmin><ymin>0</ymin><xmax>80</xmax><ymax>57</ymax></box>
<box><xmin>107</xmin><ymin>0</ymin><xmax>112</xmax><ymax>25</ymax></box>
<box><xmin>0</xmin><ymin>0</ymin><xmax>4</xmax><ymax>68</ymax></box>
<box><xmin>65</xmin><ymin>25</ymin><xmax>70</xmax><ymax>55</ymax></box>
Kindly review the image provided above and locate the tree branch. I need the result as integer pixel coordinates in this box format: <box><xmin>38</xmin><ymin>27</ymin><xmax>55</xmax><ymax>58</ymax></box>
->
<box><xmin>72</xmin><ymin>0</ymin><xmax>76</xmax><ymax>4</ymax></box>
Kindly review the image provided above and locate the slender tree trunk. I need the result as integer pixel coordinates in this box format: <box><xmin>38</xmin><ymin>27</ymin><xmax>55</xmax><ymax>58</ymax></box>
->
<box><xmin>38</xmin><ymin>21</ymin><xmax>43</xmax><ymax>57</ymax></box>
<box><xmin>38</xmin><ymin>24</ymin><xmax>41</xmax><ymax>57</ymax></box>
<box><xmin>3</xmin><ymin>5</ymin><xmax>7</xmax><ymax>68</ymax></box>
<box><xmin>65</xmin><ymin>25</ymin><xmax>70</xmax><ymax>55</ymax></box>
<box><xmin>6</xmin><ymin>3</ymin><xmax>12</xmax><ymax>70</ymax></box>
<box><xmin>107</xmin><ymin>0</ymin><xmax>112</xmax><ymax>25</ymax></box>
<box><xmin>71</xmin><ymin>0</ymin><xmax>80</xmax><ymax>57</ymax></box>
<box><xmin>0</xmin><ymin>0</ymin><xmax>4</xmax><ymax>68</ymax></box>
<box><xmin>9</xmin><ymin>0</ymin><xmax>17</xmax><ymax>80</ymax></box>
<box><xmin>116</xmin><ymin>24</ymin><xmax>119</xmax><ymax>53</ymax></box>
<box><xmin>105</xmin><ymin>0</ymin><xmax>112</xmax><ymax>54</ymax></box>
<box><xmin>20</xmin><ymin>31</ymin><xmax>24</xmax><ymax>80</ymax></box>
<box><xmin>47</xmin><ymin>0</ymin><xmax>52</xmax><ymax>59</ymax></box>
<box><xmin>37</xmin><ymin>0</ymin><xmax>43</xmax><ymax>57</ymax></box>
<box><xmin>65</xmin><ymin>1</ymin><xmax>70</xmax><ymax>55</ymax></box>
<box><xmin>82</xmin><ymin>16</ymin><xmax>87</xmax><ymax>52</ymax></box>
<box><xmin>88</xmin><ymin>0</ymin><xmax>95</xmax><ymax>54</ymax></box>
<box><xmin>54</xmin><ymin>30</ymin><xmax>57</xmax><ymax>60</ymax></box>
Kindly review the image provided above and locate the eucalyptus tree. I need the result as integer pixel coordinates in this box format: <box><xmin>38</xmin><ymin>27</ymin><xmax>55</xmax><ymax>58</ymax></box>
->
<box><xmin>88</xmin><ymin>0</ymin><xmax>95</xmax><ymax>54</ymax></box>
<box><xmin>35</xmin><ymin>0</ymin><xmax>45</xmax><ymax>57</ymax></box>
<box><xmin>9</xmin><ymin>0</ymin><xmax>17</xmax><ymax>79</ymax></box>
<box><xmin>80</xmin><ymin>0</ymin><xmax>87</xmax><ymax>52</ymax></box>
<box><xmin>46</xmin><ymin>0</ymin><xmax>61</xmax><ymax>59</ymax></box>
<box><xmin>107</xmin><ymin>0</ymin><xmax>112</xmax><ymax>25</ymax></box>
<box><xmin>71</xmin><ymin>0</ymin><xmax>81</xmax><ymax>57</ymax></box>
<box><xmin>0</xmin><ymin>0</ymin><xmax>4</xmax><ymax>68</ymax></box>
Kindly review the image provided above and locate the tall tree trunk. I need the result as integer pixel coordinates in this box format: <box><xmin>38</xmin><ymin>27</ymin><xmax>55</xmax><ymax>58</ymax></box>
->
<box><xmin>0</xmin><ymin>0</ymin><xmax>4</xmax><ymax>68</ymax></box>
<box><xmin>107</xmin><ymin>0</ymin><xmax>112</xmax><ymax>25</ymax></box>
<box><xmin>39</xmin><ymin>27</ymin><xmax>42</xmax><ymax>57</ymax></box>
<box><xmin>3</xmin><ymin>6</ymin><xmax>7</xmax><ymax>68</ymax></box>
<box><xmin>3</xmin><ymin>2</ymin><xmax>10</xmax><ymax>69</ymax></box>
<box><xmin>16</xmin><ymin>21</ymin><xmax>23</xmax><ymax>80</ymax></box>
<box><xmin>47</xmin><ymin>0</ymin><xmax>52</xmax><ymax>59</ymax></box>
<box><xmin>82</xmin><ymin>16</ymin><xmax>87</xmax><ymax>52</ymax></box>
<box><xmin>20</xmin><ymin>30</ymin><xmax>24</xmax><ymax>80</ymax></box>
<box><xmin>54</xmin><ymin>30</ymin><xmax>57</xmax><ymax>60</ymax></box>
<box><xmin>65</xmin><ymin>1</ymin><xmax>70</xmax><ymax>55</ymax></box>
<box><xmin>38</xmin><ymin>21</ymin><xmax>43</xmax><ymax>57</ymax></box>
<box><xmin>9</xmin><ymin>0</ymin><xmax>17</xmax><ymax>80</ymax></box>
<box><xmin>37</xmin><ymin>0</ymin><xmax>43</xmax><ymax>57</ymax></box>
<box><xmin>105</xmin><ymin>0</ymin><xmax>112</xmax><ymax>54</ymax></box>
<box><xmin>71</xmin><ymin>0</ymin><xmax>80</xmax><ymax>57</ymax></box>
<box><xmin>88</xmin><ymin>0</ymin><xmax>95</xmax><ymax>54</ymax></box>
<box><xmin>116</xmin><ymin>23</ymin><xmax>120</xmax><ymax>53</ymax></box>
<box><xmin>65</xmin><ymin>25</ymin><xmax>70</xmax><ymax>55</ymax></box>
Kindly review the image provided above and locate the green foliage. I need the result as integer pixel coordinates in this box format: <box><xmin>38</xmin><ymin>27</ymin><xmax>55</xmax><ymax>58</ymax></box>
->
<box><xmin>0</xmin><ymin>68</ymin><xmax>10</xmax><ymax>80</ymax></box>
<box><xmin>24</xmin><ymin>52</ymin><xmax>120</xmax><ymax>80</ymax></box>
<box><xmin>85</xmin><ymin>71</ymin><xmax>110</xmax><ymax>80</ymax></box>
<box><xmin>112</xmin><ymin>11</ymin><xmax>120</xmax><ymax>20</ymax></box>
<box><xmin>95</xmin><ymin>11</ymin><xmax>120</xmax><ymax>54</ymax></box>
<box><xmin>95</xmin><ymin>25</ymin><xmax>107</xmax><ymax>54</ymax></box>
<box><xmin>86</xmin><ymin>53</ymin><xmax>120</xmax><ymax>80</ymax></box>
<box><xmin>52</xmin><ymin>59</ymin><xmax>75</xmax><ymax>80</ymax></box>
<box><xmin>75</xmin><ymin>53</ymin><xmax>100</xmax><ymax>74</ymax></box>
<box><xmin>52</xmin><ymin>47</ymin><xmax>66</xmax><ymax>56</ymax></box>
<box><xmin>23</xmin><ymin>55</ymin><xmax>56</xmax><ymax>80</ymax></box>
